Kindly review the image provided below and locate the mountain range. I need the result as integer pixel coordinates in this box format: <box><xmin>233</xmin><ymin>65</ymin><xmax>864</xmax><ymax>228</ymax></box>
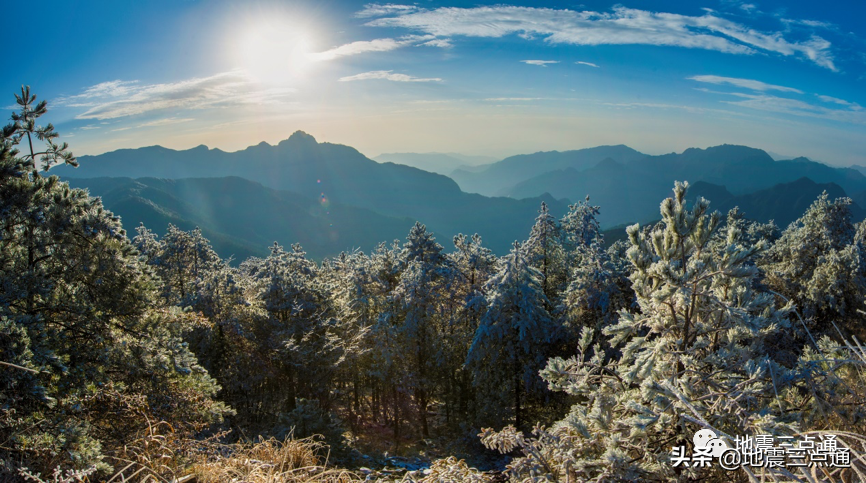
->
<box><xmin>451</xmin><ymin>145</ymin><xmax>647</xmax><ymax>196</ymax></box>
<box><xmin>55</xmin><ymin>133</ymin><xmax>866</xmax><ymax>261</ymax></box>
<box><xmin>56</xmin><ymin>133</ymin><xmax>569</xmax><ymax>259</ymax></box>
<box><xmin>501</xmin><ymin>145</ymin><xmax>866</xmax><ymax>226</ymax></box>
<box><xmin>374</xmin><ymin>152</ymin><xmax>496</xmax><ymax>176</ymax></box>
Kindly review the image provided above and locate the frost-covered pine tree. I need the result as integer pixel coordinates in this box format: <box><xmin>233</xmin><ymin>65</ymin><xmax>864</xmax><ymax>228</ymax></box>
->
<box><xmin>444</xmin><ymin>233</ymin><xmax>498</xmax><ymax>422</ymax></box>
<box><xmin>467</xmin><ymin>241</ymin><xmax>556</xmax><ymax>429</ymax></box>
<box><xmin>360</xmin><ymin>240</ymin><xmax>411</xmax><ymax>441</ymax></box>
<box><xmin>559</xmin><ymin>197</ymin><xmax>628</xmax><ymax>336</ymax></box>
<box><xmin>391</xmin><ymin>222</ymin><xmax>452</xmax><ymax>437</ymax></box>
<box><xmin>524</xmin><ymin>202</ymin><xmax>567</xmax><ymax>312</ymax></box>
<box><xmin>253</xmin><ymin>243</ymin><xmax>350</xmax><ymax>412</ymax></box>
<box><xmin>562</xmin><ymin>239</ymin><xmax>627</xmax><ymax>336</ymax></box>
<box><xmin>483</xmin><ymin>182</ymin><xmax>819</xmax><ymax>480</ymax></box>
<box><xmin>0</xmin><ymin>89</ymin><xmax>227</xmax><ymax>477</ymax></box>
<box><xmin>560</xmin><ymin>196</ymin><xmax>604</xmax><ymax>260</ymax></box>
<box><xmin>761</xmin><ymin>192</ymin><xmax>865</xmax><ymax>333</ymax></box>
<box><xmin>140</xmin><ymin>224</ymin><xmax>223</xmax><ymax>306</ymax></box>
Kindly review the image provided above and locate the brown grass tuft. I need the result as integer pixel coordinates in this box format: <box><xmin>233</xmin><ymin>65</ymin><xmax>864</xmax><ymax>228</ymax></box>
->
<box><xmin>187</xmin><ymin>436</ymin><xmax>361</xmax><ymax>483</ymax></box>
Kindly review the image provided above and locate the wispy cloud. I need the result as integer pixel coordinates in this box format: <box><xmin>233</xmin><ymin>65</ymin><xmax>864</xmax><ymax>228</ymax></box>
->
<box><xmin>690</xmin><ymin>75</ymin><xmax>865</xmax><ymax>124</ymax></box>
<box><xmin>724</xmin><ymin>93</ymin><xmax>866</xmax><ymax>124</ymax></box>
<box><xmin>61</xmin><ymin>71</ymin><xmax>296</xmax><ymax>120</ymax></box>
<box><xmin>575</xmin><ymin>61</ymin><xmax>599</xmax><ymax>68</ymax></box>
<box><xmin>364</xmin><ymin>5</ymin><xmax>837</xmax><ymax>70</ymax></box>
<box><xmin>688</xmin><ymin>75</ymin><xmax>803</xmax><ymax>93</ymax></box>
<box><xmin>521</xmin><ymin>60</ymin><xmax>559</xmax><ymax>67</ymax></box>
<box><xmin>137</xmin><ymin>117</ymin><xmax>195</xmax><ymax>128</ymax></box>
<box><xmin>816</xmin><ymin>95</ymin><xmax>862</xmax><ymax>110</ymax></box>
<box><xmin>780</xmin><ymin>18</ymin><xmax>835</xmax><ymax>30</ymax></box>
<box><xmin>355</xmin><ymin>3</ymin><xmax>419</xmax><ymax>18</ymax></box>
<box><xmin>310</xmin><ymin>38</ymin><xmax>411</xmax><ymax>61</ymax></box>
<box><xmin>338</xmin><ymin>70</ymin><xmax>442</xmax><ymax>82</ymax></box>
<box><xmin>419</xmin><ymin>38</ymin><xmax>452</xmax><ymax>48</ymax></box>
<box><xmin>59</xmin><ymin>80</ymin><xmax>140</xmax><ymax>106</ymax></box>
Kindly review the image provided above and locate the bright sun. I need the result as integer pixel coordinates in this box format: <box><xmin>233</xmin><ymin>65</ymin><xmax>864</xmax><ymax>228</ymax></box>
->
<box><xmin>236</xmin><ymin>20</ymin><xmax>315</xmax><ymax>83</ymax></box>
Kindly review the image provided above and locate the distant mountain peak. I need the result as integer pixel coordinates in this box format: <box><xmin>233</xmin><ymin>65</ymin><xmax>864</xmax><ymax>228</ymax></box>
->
<box><xmin>282</xmin><ymin>130</ymin><xmax>318</xmax><ymax>145</ymax></box>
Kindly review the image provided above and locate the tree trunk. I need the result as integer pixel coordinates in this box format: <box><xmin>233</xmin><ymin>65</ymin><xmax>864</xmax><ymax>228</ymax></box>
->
<box><xmin>515</xmin><ymin>369</ymin><xmax>522</xmax><ymax>430</ymax></box>
<box><xmin>417</xmin><ymin>387</ymin><xmax>429</xmax><ymax>438</ymax></box>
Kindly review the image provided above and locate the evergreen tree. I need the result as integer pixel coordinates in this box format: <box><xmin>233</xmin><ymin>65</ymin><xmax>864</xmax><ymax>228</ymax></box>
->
<box><xmin>155</xmin><ymin>225</ymin><xmax>223</xmax><ymax>306</ymax></box>
<box><xmin>393</xmin><ymin>223</ymin><xmax>451</xmax><ymax>437</ymax></box>
<box><xmin>524</xmin><ymin>202</ymin><xmax>567</xmax><ymax>309</ymax></box>
<box><xmin>445</xmin><ymin>234</ymin><xmax>497</xmax><ymax>424</ymax></box>
<box><xmin>366</xmin><ymin>240</ymin><xmax>414</xmax><ymax>445</ymax></box>
<box><xmin>512</xmin><ymin>182</ymin><xmax>823</xmax><ymax>479</ymax></box>
<box><xmin>467</xmin><ymin>241</ymin><xmax>555</xmax><ymax>429</ymax></box>
<box><xmin>254</xmin><ymin>243</ymin><xmax>330</xmax><ymax>412</ymax></box>
<box><xmin>559</xmin><ymin>197</ymin><xmax>628</xmax><ymax>338</ymax></box>
<box><xmin>560</xmin><ymin>196</ymin><xmax>604</xmax><ymax>260</ymax></box>
<box><xmin>0</xmin><ymin>89</ymin><xmax>228</xmax><ymax>478</ymax></box>
<box><xmin>761</xmin><ymin>192</ymin><xmax>865</xmax><ymax>333</ymax></box>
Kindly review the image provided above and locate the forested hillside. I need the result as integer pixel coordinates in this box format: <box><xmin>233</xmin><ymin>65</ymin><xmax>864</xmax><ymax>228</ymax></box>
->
<box><xmin>4</xmin><ymin>91</ymin><xmax>866</xmax><ymax>482</ymax></box>
<box><xmin>64</xmin><ymin>176</ymin><xmax>417</xmax><ymax>261</ymax></box>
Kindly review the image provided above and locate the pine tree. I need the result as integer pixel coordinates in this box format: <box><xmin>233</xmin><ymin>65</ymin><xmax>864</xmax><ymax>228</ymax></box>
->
<box><xmin>0</xmin><ymin>90</ymin><xmax>228</xmax><ymax>478</ymax></box>
<box><xmin>467</xmin><ymin>241</ymin><xmax>555</xmax><ymax>429</ymax></box>
<box><xmin>445</xmin><ymin>234</ymin><xmax>497</xmax><ymax>423</ymax></box>
<box><xmin>393</xmin><ymin>223</ymin><xmax>452</xmax><ymax>437</ymax></box>
<box><xmin>7</xmin><ymin>86</ymin><xmax>76</xmax><ymax>176</ymax></box>
<box><xmin>760</xmin><ymin>192</ymin><xmax>865</xmax><ymax>333</ymax></box>
<box><xmin>366</xmin><ymin>240</ymin><xmax>413</xmax><ymax>444</ymax></box>
<box><xmin>508</xmin><ymin>182</ymin><xmax>823</xmax><ymax>479</ymax></box>
<box><xmin>560</xmin><ymin>196</ymin><xmax>603</xmax><ymax>259</ymax></box>
<box><xmin>559</xmin><ymin>197</ymin><xmax>628</xmax><ymax>337</ymax></box>
<box><xmin>524</xmin><ymin>202</ymin><xmax>567</xmax><ymax>310</ymax></box>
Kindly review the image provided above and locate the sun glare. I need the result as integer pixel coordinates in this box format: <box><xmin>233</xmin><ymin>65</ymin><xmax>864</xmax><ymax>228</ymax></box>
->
<box><xmin>236</xmin><ymin>20</ymin><xmax>315</xmax><ymax>83</ymax></box>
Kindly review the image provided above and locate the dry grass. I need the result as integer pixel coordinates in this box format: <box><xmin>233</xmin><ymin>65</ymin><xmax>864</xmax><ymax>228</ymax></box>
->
<box><xmin>186</xmin><ymin>437</ymin><xmax>361</xmax><ymax>483</ymax></box>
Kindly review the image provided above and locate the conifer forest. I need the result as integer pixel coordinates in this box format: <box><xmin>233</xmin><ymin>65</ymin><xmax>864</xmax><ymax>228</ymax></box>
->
<box><xmin>4</xmin><ymin>85</ymin><xmax>866</xmax><ymax>483</ymax></box>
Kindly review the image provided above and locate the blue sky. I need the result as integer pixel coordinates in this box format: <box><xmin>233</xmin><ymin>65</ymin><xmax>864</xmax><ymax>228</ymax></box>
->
<box><xmin>3</xmin><ymin>0</ymin><xmax>865</xmax><ymax>165</ymax></box>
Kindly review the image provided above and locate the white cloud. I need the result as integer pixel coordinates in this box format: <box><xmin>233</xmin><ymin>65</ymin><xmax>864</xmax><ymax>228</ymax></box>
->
<box><xmin>575</xmin><ymin>61</ymin><xmax>599</xmax><ymax>67</ymax></box>
<box><xmin>688</xmin><ymin>75</ymin><xmax>803</xmax><ymax>93</ymax></box>
<box><xmin>364</xmin><ymin>5</ymin><xmax>837</xmax><ymax>70</ymax></box>
<box><xmin>725</xmin><ymin>93</ymin><xmax>866</xmax><ymax>124</ymax></box>
<box><xmin>310</xmin><ymin>38</ymin><xmax>412</xmax><ymax>61</ymax></box>
<box><xmin>138</xmin><ymin>117</ymin><xmax>195</xmax><ymax>128</ymax></box>
<box><xmin>816</xmin><ymin>94</ymin><xmax>862</xmax><ymax>110</ymax></box>
<box><xmin>780</xmin><ymin>18</ymin><xmax>835</xmax><ymax>30</ymax></box>
<box><xmin>79</xmin><ymin>125</ymin><xmax>101</xmax><ymax>131</ymax></box>
<box><xmin>59</xmin><ymin>80</ymin><xmax>139</xmax><ymax>105</ymax></box>
<box><xmin>522</xmin><ymin>60</ymin><xmax>559</xmax><ymax>66</ymax></box>
<box><xmin>739</xmin><ymin>4</ymin><xmax>757</xmax><ymax>13</ymax></box>
<box><xmin>338</xmin><ymin>70</ymin><xmax>442</xmax><ymax>82</ymax></box>
<box><xmin>419</xmin><ymin>38</ymin><xmax>453</xmax><ymax>48</ymax></box>
<box><xmin>67</xmin><ymin>71</ymin><xmax>297</xmax><ymax>120</ymax></box>
<box><xmin>355</xmin><ymin>3</ymin><xmax>419</xmax><ymax>18</ymax></box>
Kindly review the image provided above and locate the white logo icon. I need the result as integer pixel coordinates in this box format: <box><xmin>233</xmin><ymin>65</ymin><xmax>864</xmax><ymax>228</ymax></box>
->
<box><xmin>693</xmin><ymin>429</ymin><xmax>729</xmax><ymax>458</ymax></box>
<box><xmin>706</xmin><ymin>438</ymin><xmax>729</xmax><ymax>457</ymax></box>
<box><xmin>693</xmin><ymin>429</ymin><xmax>716</xmax><ymax>449</ymax></box>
